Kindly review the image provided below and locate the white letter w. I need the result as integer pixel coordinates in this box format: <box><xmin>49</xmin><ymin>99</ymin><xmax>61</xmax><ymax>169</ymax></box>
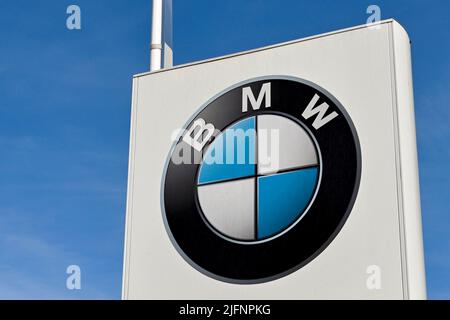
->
<box><xmin>302</xmin><ymin>94</ymin><xmax>338</xmax><ymax>129</ymax></box>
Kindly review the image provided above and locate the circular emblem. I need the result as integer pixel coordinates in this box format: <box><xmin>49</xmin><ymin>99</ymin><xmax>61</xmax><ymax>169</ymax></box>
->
<box><xmin>162</xmin><ymin>77</ymin><xmax>361</xmax><ymax>284</ymax></box>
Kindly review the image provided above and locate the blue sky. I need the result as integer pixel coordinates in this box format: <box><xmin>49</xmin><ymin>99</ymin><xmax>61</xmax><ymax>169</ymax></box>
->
<box><xmin>0</xmin><ymin>0</ymin><xmax>448</xmax><ymax>299</ymax></box>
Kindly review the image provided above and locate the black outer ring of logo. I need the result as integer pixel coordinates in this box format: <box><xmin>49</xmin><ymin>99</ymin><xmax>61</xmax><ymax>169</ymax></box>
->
<box><xmin>162</xmin><ymin>77</ymin><xmax>361</xmax><ymax>284</ymax></box>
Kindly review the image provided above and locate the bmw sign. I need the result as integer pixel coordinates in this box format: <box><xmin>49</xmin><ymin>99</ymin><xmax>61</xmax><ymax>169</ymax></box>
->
<box><xmin>123</xmin><ymin>21</ymin><xmax>426</xmax><ymax>299</ymax></box>
<box><xmin>162</xmin><ymin>77</ymin><xmax>361</xmax><ymax>283</ymax></box>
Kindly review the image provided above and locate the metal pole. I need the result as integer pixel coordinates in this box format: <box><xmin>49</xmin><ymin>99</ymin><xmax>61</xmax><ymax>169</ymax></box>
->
<box><xmin>150</xmin><ymin>0</ymin><xmax>163</xmax><ymax>71</ymax></box>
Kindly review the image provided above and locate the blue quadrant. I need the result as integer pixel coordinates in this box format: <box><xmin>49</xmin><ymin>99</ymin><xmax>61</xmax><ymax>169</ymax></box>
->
<box><xmin>198</xmin><ymin>117</ymin><xmax>256</xmax><ymax>185</ymax></box>
<box><xmin>258</xmin><ymin>167</ymin><xmax>319</xmax><ymax>239</ymax></box>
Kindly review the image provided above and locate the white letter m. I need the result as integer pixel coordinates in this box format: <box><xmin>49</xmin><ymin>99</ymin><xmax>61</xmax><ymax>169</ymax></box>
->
<box><xmin>242</xmin><ymin>82</ymin><xmax>271</xmax><ymax>112</ymax></box>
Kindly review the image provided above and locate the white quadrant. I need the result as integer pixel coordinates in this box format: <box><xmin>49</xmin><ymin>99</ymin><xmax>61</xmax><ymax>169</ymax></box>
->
<box><xmin>197</xmin><ymin>178</ymin><xmax>255</xmax><ymax>240</ymax></box>
<box><xmin>257</xmin><ymin>115</ymin><xmax>318</xmax><ymax>175</ymax></box>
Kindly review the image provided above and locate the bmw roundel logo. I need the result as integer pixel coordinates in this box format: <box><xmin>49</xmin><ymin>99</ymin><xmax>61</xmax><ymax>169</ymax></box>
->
<box><xmin>162</xmin><ymin>76</ymin><xmax>361</xmax><ymax>284</ymax></box>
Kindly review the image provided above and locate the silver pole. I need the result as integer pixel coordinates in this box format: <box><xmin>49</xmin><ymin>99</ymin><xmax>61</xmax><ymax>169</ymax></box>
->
<box><xmin>150</xmin><ymin>0</ymin><xmax>163</xmax><ymax>71</ymax></box>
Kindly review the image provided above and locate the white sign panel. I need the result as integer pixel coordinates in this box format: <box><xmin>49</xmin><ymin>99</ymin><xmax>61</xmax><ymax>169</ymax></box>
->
<box><xmin>122</xmin><ymin>20</ymin><xmax>426</xmax><ymax>300</ymax></box>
